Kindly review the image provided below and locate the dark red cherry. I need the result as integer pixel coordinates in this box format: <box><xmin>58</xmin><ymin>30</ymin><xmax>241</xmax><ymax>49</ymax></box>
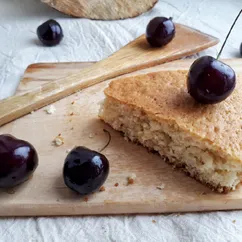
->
<box><xmin>187</xmin><ymin>56</ymin><xmax>236</xmax><ymax>104</ymax></box>
<box><xmin>63</xmin><ymin>147</ymin><xmax>109</xmax><ymax>196</ymax></box>
<box><xmin>37</xmin><ymin>19</ymin><xmax>63</xmax><ymax>46</ymax></box>
<box><xmin>0</xmin><ymin>135</ymin><xmax>38</xmax><ymax>188</ymax></box>
<box><xmin>187</xmin><ymin>10</ymin><xmax>242</xmax><ymax>104</ymax></box>
<box><xmin>146</xmin><ymin>17</ymin><xmax>175</xmax><ymax>47</ymax></box>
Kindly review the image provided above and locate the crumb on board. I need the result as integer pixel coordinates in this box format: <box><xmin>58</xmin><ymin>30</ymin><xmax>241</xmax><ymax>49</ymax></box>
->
<box><xmin>30</xmin><ymin>111</ymin><xmax>35</xmax><ymax>114</ymax></box>
<box><xmin>89</xmin><ymin>133</ymin><xmax>95</xmax><ymax>139</ymax></box>
<box><xmin>71</xmin><ymin>127</ymin><xmax>74</xmax><ymax>130</ymax></box>
<box><xmin>84</xmin><ymin>197</ymin><xmax>89</xmax><ymax>202</ymax></box>
<box><xmin>99</xmin><ymin>186</ymin><xmax>105</xmax><ymax>192</ymax></box>
<box><xmin>45</xmin><ymin>105</ymin><xmax>56</xmax><ymax>114</ymax></box>
<box><xmin>218</xmin><ymin>187</ymin><xmax>223</xmax><ymax>193</ymax></box>
<box><xmin>156</xmin><ymin>184</ymin><xmax>165</xmax><ymax>190</ymax></box>
<box><xmin>199</xmin><ymin>192</ymin><xmax>207</xmax><ymax>196</ymax></box>
<box><xmin>114</xmin><ymin>183</ymin><xmax>119</xmax><ymax>187</ymax></box>
<box><xmin>6</xmin><ymin>188</ymin><xmax>15</xmax><ymax>195</ymax></box>
<box><xmin>232</xmin><ymin>220</ymin><xmax>236</xmax><ymax>223</ymax></box>
<box><xmin>71</xmin><ymin>101</ymin><xmax>75</xmax><ymax>105</ymax></box>
<box><xmin>53</xmin><ymin>136</ymin><xmax>64</xmax><ymax>146</ymax></box>
<box><xmin>127</xmin><ymin>173</ymin><xmax>136</xmax><ymax>185</ymax></box>
<box><xmin>152</xmin><ymin>220</ymin><xmax>156</xmax><ymax>223</ymax></box>
<box><xmin>70</xmin><ymin>112</ymin><xmax>74</xmax><ymax>116</ymax></box>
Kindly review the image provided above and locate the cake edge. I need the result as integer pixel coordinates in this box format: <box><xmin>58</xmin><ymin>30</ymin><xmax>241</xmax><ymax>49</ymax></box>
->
<box><xmin>99</xmin><ymin>96</ymin><xmax>242</xmax><ymax>194</ymax></box>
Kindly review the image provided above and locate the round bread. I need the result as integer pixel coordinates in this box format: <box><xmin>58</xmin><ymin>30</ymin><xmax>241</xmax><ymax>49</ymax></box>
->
<box><xmin>41</xmin><ymin>0</ymin><xmax>158</xmax><ymax>20</ymax></box>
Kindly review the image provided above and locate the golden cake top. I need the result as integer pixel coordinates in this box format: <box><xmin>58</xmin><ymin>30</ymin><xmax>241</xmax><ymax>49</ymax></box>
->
<box><xmin>105</xmin><ymin>70</ymin><xmax>242</xmax><ymax>161</ymax></box>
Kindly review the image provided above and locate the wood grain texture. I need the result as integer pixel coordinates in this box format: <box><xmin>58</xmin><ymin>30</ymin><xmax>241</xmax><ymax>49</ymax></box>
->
<box><xmin>0</xmin><ymin>59</ymin><xmax>242</xmax><ymax>217</ymax></box>
<box><xmin>19</xmin><ymin>59</ymin><xmax>242</xmax><ymax>94</ymax></box>
<box><xmin>18</xmin><ymin>62</ymin><xmax>94</xmax><ymax>95</ymax></box>
<box><xmin>0</xmin><ymin>24</ymin><xmax>218</xmax><ymax>127</ymax></box>
<box><xmin>41</xmin><ymin>0</ymin><xmax>158</xmax><ymax>20</ymax></box>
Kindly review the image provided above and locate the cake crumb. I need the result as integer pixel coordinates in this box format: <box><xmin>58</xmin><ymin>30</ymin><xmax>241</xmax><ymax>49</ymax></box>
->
<box><xmin>89</xmin><ymin>133</ymin><xmax>95</xmax><ymax>138</ymax></box>
<box><xmin>71</xmin><ymin>101</ymin><xmax>75</xmax><ymax>105</ymax></box>
<box><xmin>54</xmin><ymin>136</ymin><xmax>64</xmax><ymax>146</ymax></box>
<box><xmin>99</xmin><ymin>186</ymin><xmax>105</xmax><ymax>192</ymax></box>
<box><xmin>218</xmin><ymin>187</ymin><xmax>224</xmax><ymax>193</ymax></box>
<box><xmin>45</xmin><ymin>105</ymin><xmax>56</xmax><ymax>114</ymax></box>
<box><xmin>84</xmin><ymin>197</ymin><xmax>88</xmax><ymax>202</ymax></box>
<box><xmin>30</xmin><ymin>111</ymin><xmax>35</xmax><ymax>114</ymax></box>
<box><xmin>70</xmin><ymin>112</ymin><xmax>74</xmax><ymax>116</ymax></box>
<box><xmin>152</xmin><ymin>220</ymin><xmax>156</xmax><ymax>223</ymax></box>
<box><xmin>114</xmin><ymin>183</ymin><xmax>119</xmax><ymax>187</ymax></box>
<box><xmin>66</xmin><ymin>149</ymin><xmax>71</xmax><ymax>154</ymax></box>
<box><xmin>71</xmin><ymin>127</ymin><xmax>74</xmax><ymax>130</ymax></box>
<box><xmin>127</xmin><ymin>173</ymin><xmax>136</xmax><ymax>185</ymax></box>
<box><xmin>232</xmin><ymin>220</ymin><xmax>236</xmax><ymax>223</ymax></box>
<box><xmin>156</xmin><ymin>184</ymin><xmax>165</xmax><ymax>190</ymax></box>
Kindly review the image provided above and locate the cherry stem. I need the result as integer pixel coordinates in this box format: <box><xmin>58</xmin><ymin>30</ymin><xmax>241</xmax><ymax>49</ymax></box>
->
<box><xmin>217</xmin><ymin>9</ymin><xmax>242</xmax><ymax>60</ymax></box>
<box><xmin>99</xmin><ymin>129</ymin><xmax>111</xmax><ymax>152</ymax></box>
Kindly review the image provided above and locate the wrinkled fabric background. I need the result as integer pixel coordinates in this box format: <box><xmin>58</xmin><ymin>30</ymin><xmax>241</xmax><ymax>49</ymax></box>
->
<box><xmin>0</xmin><ymin>0</ymin><xmax>242</xmax><ymax>241</ymax></box>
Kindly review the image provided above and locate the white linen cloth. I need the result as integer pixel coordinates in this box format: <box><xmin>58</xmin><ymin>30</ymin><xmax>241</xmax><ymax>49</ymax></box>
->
<box><xmin>0</xmin><ymin>0</ymin><xmax>242</xmax><ymax>241</ymax></box>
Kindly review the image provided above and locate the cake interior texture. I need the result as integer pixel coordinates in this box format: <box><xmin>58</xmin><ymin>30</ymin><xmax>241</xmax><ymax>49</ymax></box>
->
<box><xmin>99</xmin><ymin>70</ymin><xmax>242</xmax><ymax>193</ymax></box>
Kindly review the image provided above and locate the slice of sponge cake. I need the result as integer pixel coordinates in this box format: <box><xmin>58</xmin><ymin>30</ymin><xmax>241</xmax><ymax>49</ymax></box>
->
<box><xmin>99</xmin><ymin>70</ymin><xmax>242</xmax><ymax>193</ymax></box>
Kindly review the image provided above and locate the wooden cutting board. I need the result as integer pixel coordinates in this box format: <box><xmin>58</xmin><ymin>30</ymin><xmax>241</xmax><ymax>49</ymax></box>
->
<box><xmin>1</xmin><ymin>59</ymin><xmax>242</xmax><ymax>217</ymax></box>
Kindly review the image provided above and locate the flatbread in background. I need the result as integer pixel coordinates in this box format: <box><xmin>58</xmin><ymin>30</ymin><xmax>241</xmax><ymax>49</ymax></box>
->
<box><xmin>41</xmin><ymin>0</ymin><xmax>158</xmax><ymax>20</ymax></box>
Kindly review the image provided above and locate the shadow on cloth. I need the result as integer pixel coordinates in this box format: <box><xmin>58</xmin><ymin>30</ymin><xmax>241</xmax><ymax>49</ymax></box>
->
<box><xmin>1</xmin><ymin>0</ymin><xmax>68</xmax><ymax>20</ymax></box>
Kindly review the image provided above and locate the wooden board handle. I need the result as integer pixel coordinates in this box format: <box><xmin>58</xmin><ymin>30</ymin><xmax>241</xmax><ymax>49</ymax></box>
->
<box><xmin>0</xmin><ymin>24</ymin><xmax>218</xmax><ymax>127</ymax></box>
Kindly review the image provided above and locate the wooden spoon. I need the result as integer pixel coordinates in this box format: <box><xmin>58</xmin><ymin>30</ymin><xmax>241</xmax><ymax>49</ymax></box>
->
<box><xmin>0</xmin><ymin>24</ymin><xmax>218</xmax><ymax>127</ymax></box>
